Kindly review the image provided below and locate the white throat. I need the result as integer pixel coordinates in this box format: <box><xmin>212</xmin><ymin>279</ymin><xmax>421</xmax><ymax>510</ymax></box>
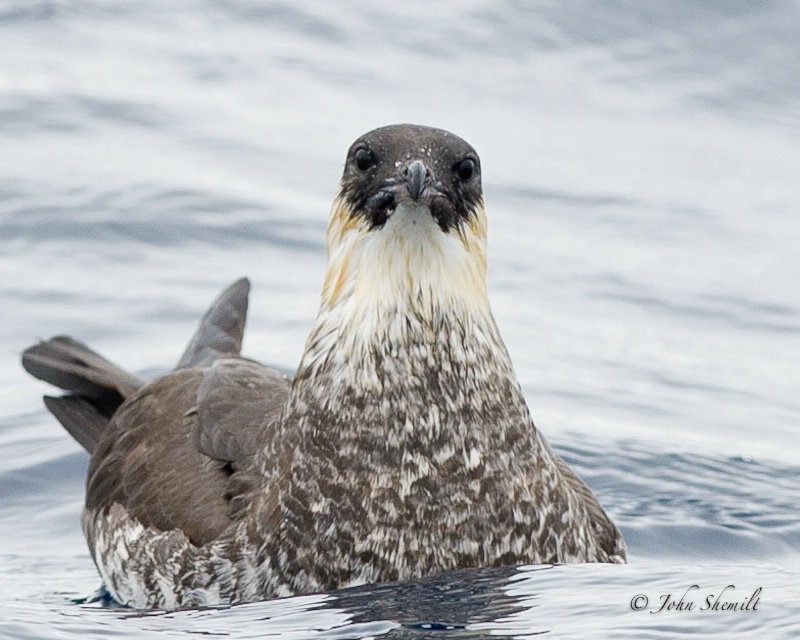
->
<box><xmin>295</xmin><ymin>198</ymin><xmax>493</xmax><ymax>379</ymax></box>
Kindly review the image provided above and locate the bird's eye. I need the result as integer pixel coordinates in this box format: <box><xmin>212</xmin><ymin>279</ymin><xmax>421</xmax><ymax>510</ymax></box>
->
<box><xmin>354</xmin><ymin>147</ymin><xmax>377</xmax><ymax>171</ymax></box>
<box><xmin>454</xmin><ymin>158</ymin><xmax>475</xmax><ymax>182</ymax></box>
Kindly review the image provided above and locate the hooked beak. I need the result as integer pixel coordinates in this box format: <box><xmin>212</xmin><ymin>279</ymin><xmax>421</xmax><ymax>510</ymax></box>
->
<box><xmin>405</xmin><ymin>160</ymin><xmax>427</xmax><ymax>201</ymax></box>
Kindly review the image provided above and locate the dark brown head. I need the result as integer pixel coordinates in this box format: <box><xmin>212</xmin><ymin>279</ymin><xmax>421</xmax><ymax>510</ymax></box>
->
<box><xmin>338</xmin><ymin>124</ymin><xmax>483</xmax><ymax>234</ymax></box>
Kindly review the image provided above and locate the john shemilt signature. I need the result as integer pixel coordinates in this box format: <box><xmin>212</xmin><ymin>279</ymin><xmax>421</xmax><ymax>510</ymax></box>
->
<box><xmin>630</xmin><ymin>585</ymin><xmax>761</xmax><ymax>613</ymax></box>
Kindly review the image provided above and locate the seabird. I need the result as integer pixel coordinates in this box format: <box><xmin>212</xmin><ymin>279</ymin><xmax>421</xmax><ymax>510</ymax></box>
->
<box><xmin>22</xmin><ymin>124</ymin><xmax>626</xmax><ymax>610</ymax></box>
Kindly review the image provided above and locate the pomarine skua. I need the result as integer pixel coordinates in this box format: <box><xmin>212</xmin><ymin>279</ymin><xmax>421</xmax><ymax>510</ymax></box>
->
<box><xmin>22</xmin><ymin>124</ymin><xmax>626</xmax><ymax>610</ymax></box>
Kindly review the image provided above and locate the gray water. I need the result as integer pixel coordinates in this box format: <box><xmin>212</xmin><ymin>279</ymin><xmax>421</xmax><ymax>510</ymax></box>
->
<box><xmin>1</xmin><ymin>1</ymin><xmax>799</xmax><ymax>637</ymax></box>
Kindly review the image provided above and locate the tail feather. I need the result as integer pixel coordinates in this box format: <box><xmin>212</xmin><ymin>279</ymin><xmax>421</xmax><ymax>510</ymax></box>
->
<box><xmin>23</xmin><ymin>277</ymin><xmax>252</xmax><ymax>453</ymax></box>
<box><xmin>22</xmin><ymin>336</ymin><xmax>143</xmax><ymax>401</ymax></box>
<box><xmin>43</xmin><ymin>396</ymin><xmax>110</xmax><ymax>453</ymax></box>
<box><xmin>22</xmin><ymin>336</ymin><xmax>146</xmax><ymax>453</ymax></box>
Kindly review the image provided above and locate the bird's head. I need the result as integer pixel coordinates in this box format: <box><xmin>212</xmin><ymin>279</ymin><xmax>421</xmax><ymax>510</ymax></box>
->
<box><xmin>322</xmin><ymin>124</ymin><xmax>489</xmax><ymax>322</ymax></box>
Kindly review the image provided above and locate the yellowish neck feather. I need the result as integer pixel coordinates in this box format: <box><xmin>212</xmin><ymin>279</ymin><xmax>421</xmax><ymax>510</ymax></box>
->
<box><xmin>295</xmin><ymin>197</ymin><xmax>491</xmax><ymax>375</ymax></box>
<box><xmin>321</xmin><ymin>196</ymin><xmax>488</xmax><ymax>318</ymax></box>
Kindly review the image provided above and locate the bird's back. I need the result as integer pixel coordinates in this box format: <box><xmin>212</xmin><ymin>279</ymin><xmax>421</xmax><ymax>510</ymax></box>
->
<box><xmin>22</xmin><ymin>279</ymin><xmax>291</xmax><ymax>594</ymax></box>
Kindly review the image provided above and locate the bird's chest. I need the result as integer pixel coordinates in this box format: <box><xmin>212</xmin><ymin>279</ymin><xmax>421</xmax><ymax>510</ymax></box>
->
<box><xmin>276</xmin><ymin>396</ymin><xmax>539</xmax><ymax>590</ymax></box>
<box><xmin>271</xmin><ymin>333</ymin><xmax>541</xmax><ymax>589</ymax></box>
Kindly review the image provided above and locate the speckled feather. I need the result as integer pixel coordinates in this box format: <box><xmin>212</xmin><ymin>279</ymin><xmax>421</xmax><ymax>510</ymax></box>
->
<box><xmin>32</xmin><ymin>125</ymin><xmax>626</xmax><ymax>610</ymax></box>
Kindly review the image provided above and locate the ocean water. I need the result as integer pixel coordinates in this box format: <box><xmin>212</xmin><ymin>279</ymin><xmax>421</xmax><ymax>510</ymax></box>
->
<box><xmin>1</xmin><ymin>1</ymin><xmax>799</xmax><ymax>638</ymax></box>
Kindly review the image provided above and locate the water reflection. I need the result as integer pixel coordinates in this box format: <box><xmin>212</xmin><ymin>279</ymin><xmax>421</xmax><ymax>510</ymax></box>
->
<box><xmin>332</xmin><ymin>566</ymin><xmax>537</xmax><ymax>638</ymax></box>
<box><xmin>108</xmin><ymin>566</ymin><xmax>540</xmax><ymax>639</ymax></box>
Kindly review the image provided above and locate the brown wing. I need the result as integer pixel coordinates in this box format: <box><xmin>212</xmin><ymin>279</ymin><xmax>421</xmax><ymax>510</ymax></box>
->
<box><xmin>192</xmin><ymin>358</ymin><xmax>290</xmax><ymax>521</ymax></box>
<box><xmin>176</xmin><ymin>278</ymin><xmax>250</xmax><ymax>370</ymax></box>
<box><xmin>85</xmin><ymin>360</ymin><xmax>290</xmax><ymax>547</ymax></box>
<box><xmin>26</xmin><ymin>277</ymin><xmax>293</xmax><ymax>548</ymax></box>
<box><xmin>193</xmin><ymin>358</ymin><xmax>289</xmax><ymax>466</ymax></box>
<box><xmin>78</xmin><ymin>276</ymin><xmax>291</xmax><ymax>547</ymax></box>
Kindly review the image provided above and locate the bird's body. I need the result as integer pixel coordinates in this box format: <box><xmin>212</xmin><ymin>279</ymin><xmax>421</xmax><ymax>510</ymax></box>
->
<box><xmin>23</xmin><ymin>125</ymin><xmax>626</xmax><ymax>609</ymax></box>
